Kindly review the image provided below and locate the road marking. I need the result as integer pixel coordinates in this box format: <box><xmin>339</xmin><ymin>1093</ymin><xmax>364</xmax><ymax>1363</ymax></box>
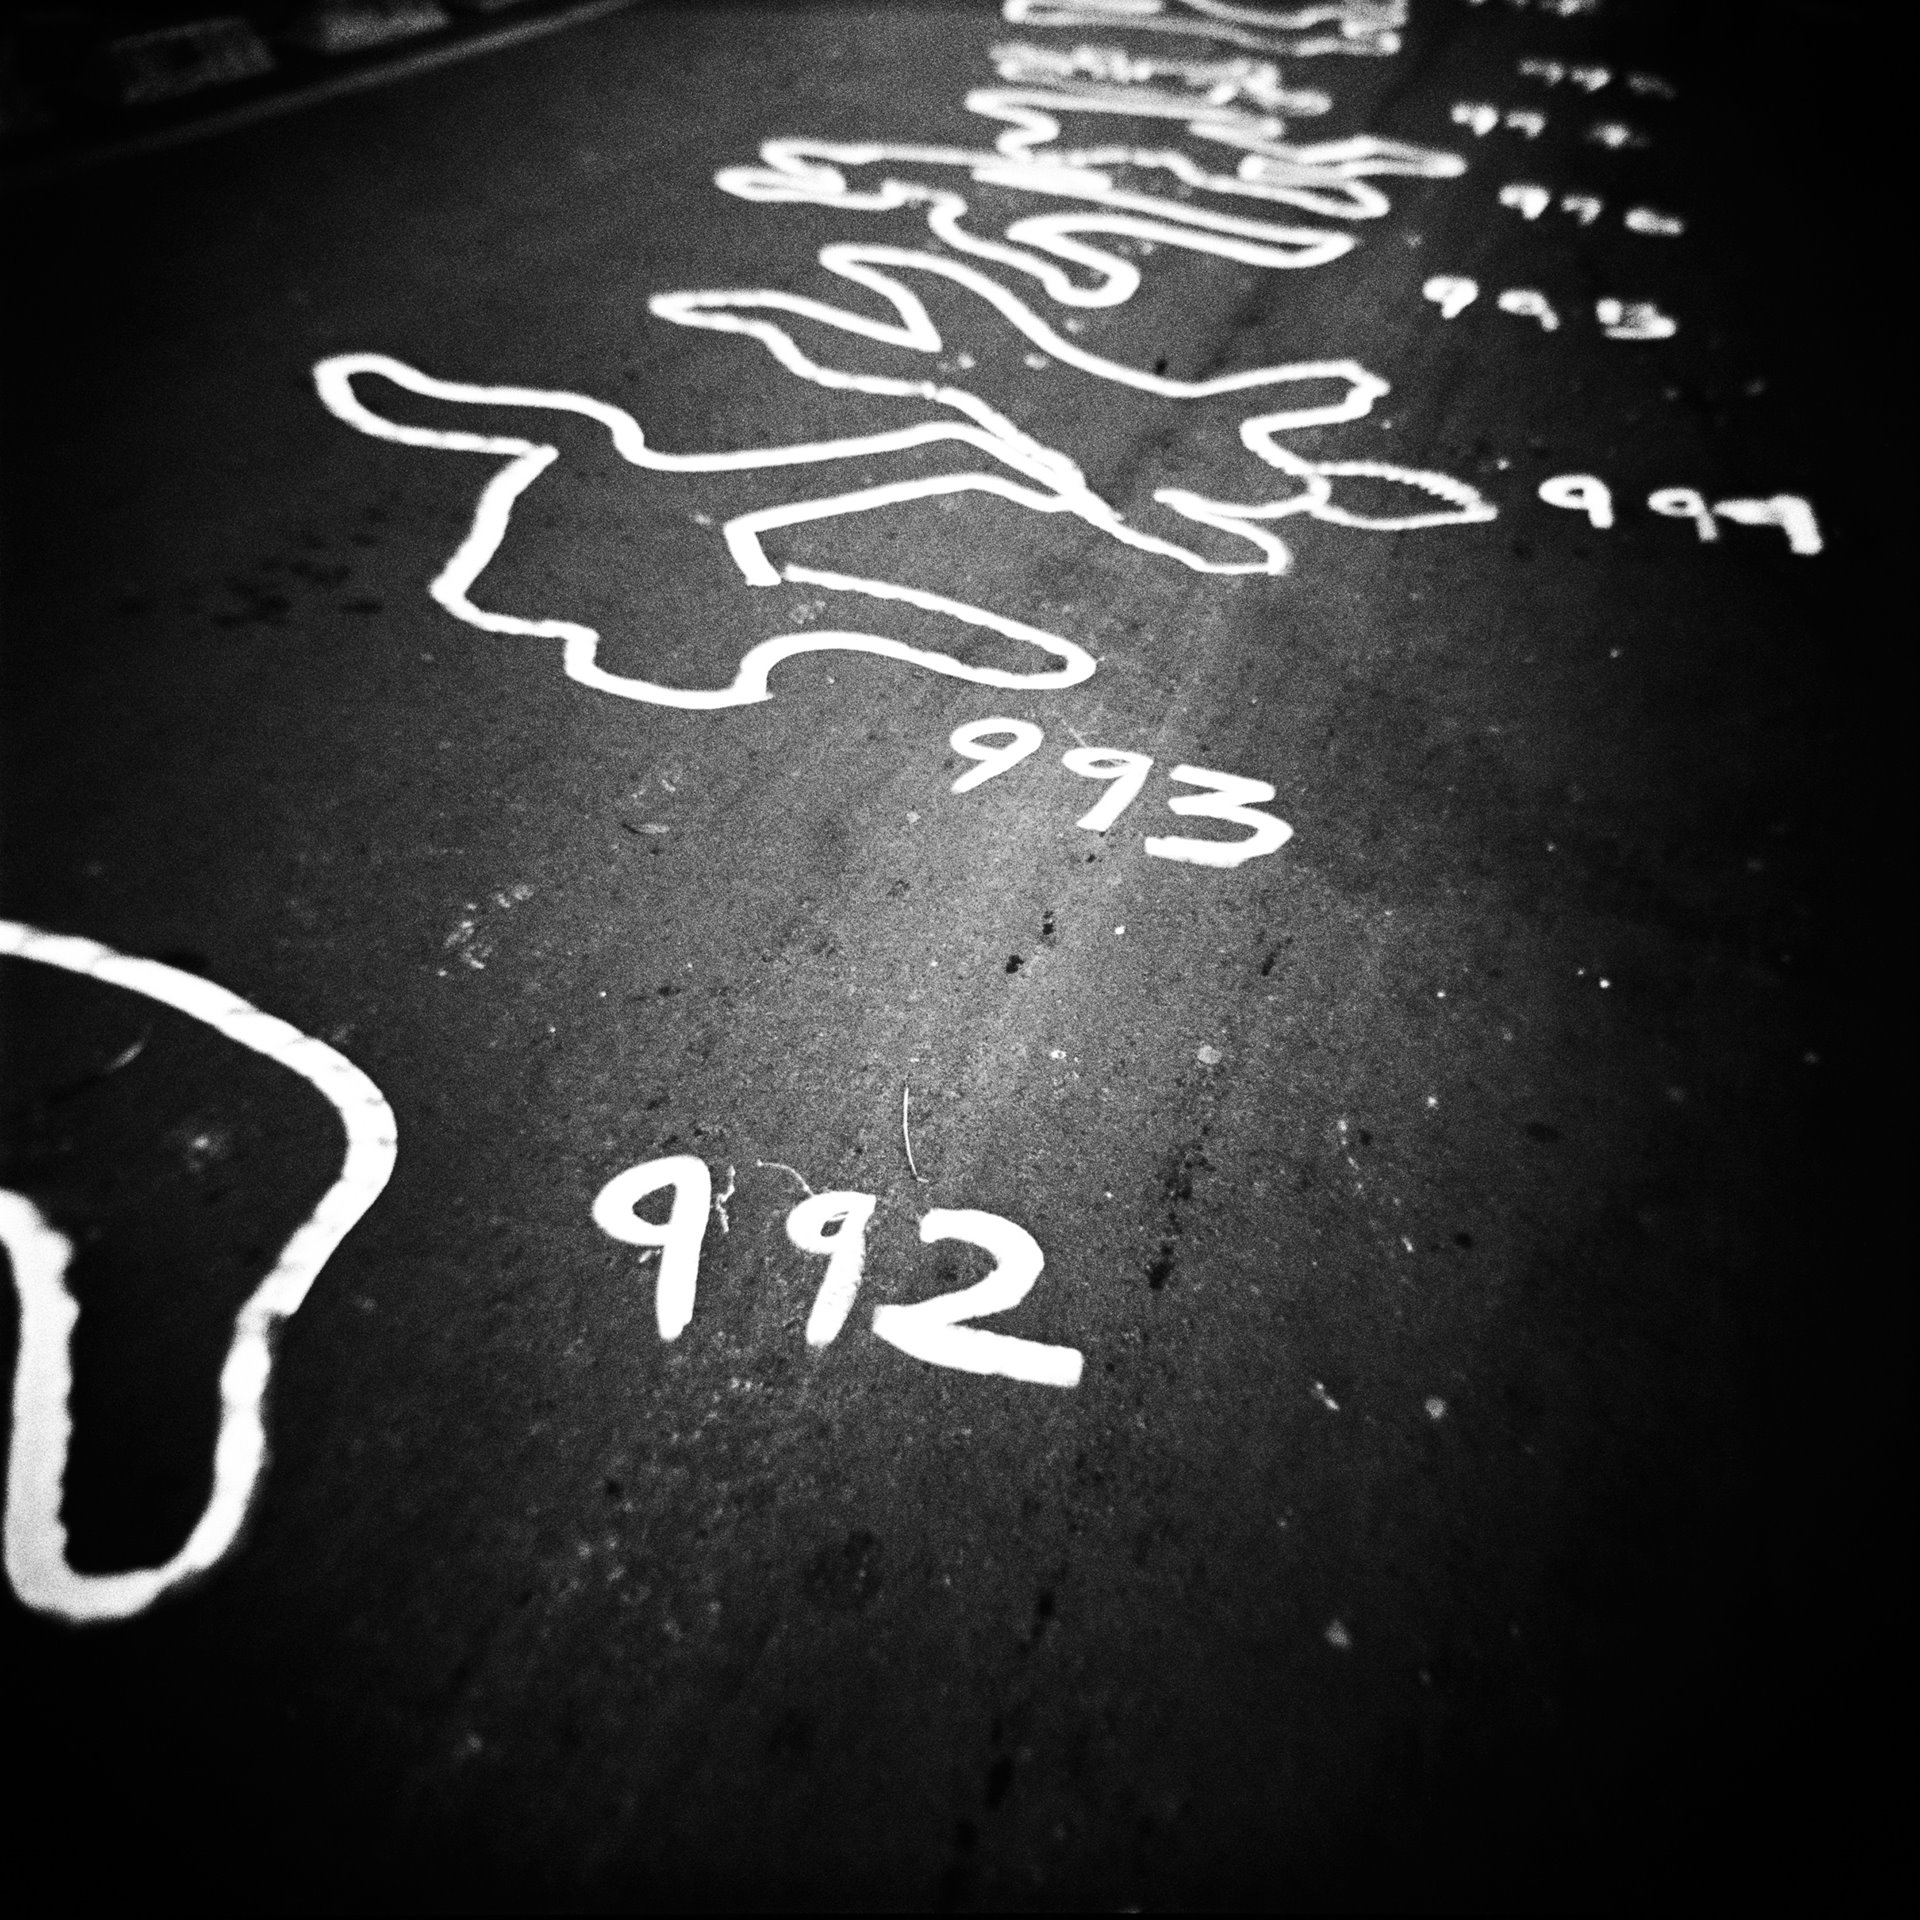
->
<box><xmin>0</xmin><ymin>921</ymin><xmax>397</xmax><ymax>1624</ymax></box>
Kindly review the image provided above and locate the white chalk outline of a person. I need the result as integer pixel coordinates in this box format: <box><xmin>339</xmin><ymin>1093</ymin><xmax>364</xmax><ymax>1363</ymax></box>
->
<box><xmin>654</xmin><ymin>172</ymin><xmax>1500</xmax><ymax>538</ymax></box>
<box><xmin>985</xmin><ymin>37</ymin><xmax>1339</xmax><ymax>121</ymax></box>
<box><xmin>315</xmin><ymin>170</ymin><xmax>1493</xmax><ymax>711</ymax></box>
<box><xmin>0</xmin><ymin>921</ymin><xmax>397</xmax><ymax>1623</ymax></box>
<box><xmin>999</xmin><ymin>0</ymin><xmax>1408</xmax><ymax>60</ymax></box>
<box><xmin>746</xmin><ymin>85</ymin><xmax>1470</xmax><ymax>225</ymax></box>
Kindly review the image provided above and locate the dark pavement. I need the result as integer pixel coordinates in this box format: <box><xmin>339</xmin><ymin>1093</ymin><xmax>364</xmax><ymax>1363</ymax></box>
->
<box><xmin>0</xmin><ymin>1</ymin><xmax>1896</xmax><ymax>1908</ymax></box>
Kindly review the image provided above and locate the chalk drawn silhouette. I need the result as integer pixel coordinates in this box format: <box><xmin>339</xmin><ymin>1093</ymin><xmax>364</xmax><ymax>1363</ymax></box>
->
<box><xmin>317</xmin><ymin>30</ymin><xmax>1493</xmax><ymax>710</ymax></box>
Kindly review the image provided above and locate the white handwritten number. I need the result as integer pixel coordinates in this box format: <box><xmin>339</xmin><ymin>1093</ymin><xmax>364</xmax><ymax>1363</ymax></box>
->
<box><xmin>1422</xmin><ymin>275</ymin><xmax>1478</xmax><ymax>319</ymax></box>
<box><xmin>1145</xmin><ymin>767</ymin><xmax>1294</xmax><ymax>870</ymax></box>
<box><xmin>591</xmin><ymin>1154</ymin><xmax>713</xmax><ymax>1339</ymax></box>
<box><xmin>1648</xmin><ymin>487</ymin><xmax>1718</xmax><ymax>542</ymax></box>
<box><xmin>1596</xmin><ymin>298</ymin><xmax>1677</xmax><ymax>341</ymax></box>
<box><xmin>948</xmin><ymin>726</ymin><xmax>1290</xmax><ymax>863</ymax></box>
<box><xmin>1498</xmin><ymin>183</ymin><xmax>1550</xmax><ymax>220</ymax></box>
<box><xmin>1711</xmin><ymin>495</ymin><xmax>1823</xmax><ymax>557</ymax></box>
<box><xmin>872</xmin><ymin>1210</ymin><xmax>1083</xmax><ymax>1388</ymax></box>
<box><xmin>1538</xmin><ymin>472</ymin><xmax>1615</xmax><ymax>529</ymax></box>
<box><xmin>949</xmin><ymin>718</ymin><xmax>1045</xmax><ymax>793</ymax></box>
<box><xmin>787</xmin><ymin>1191</ymin><xmax>876</xmax><ymax>1347</ymax></box>
<box><xmin>590</xmin><ymin>1164</ymin><xmax>1084</xmax><ymax>1382</ymax></box>
<box><xmin>1062</xmin><ymin>747</ymin><xmax>1155</xmax><ymax>831</ymax></box>
<box><xmin>1496</xmin><ymin>288</ymin><xmax>1560</xmax><ymax>333</ymax></box>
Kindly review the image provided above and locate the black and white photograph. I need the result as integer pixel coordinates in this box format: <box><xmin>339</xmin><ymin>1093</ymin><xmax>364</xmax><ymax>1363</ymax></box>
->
<box><xmin>0</xmin><ymin>0</ymin><xmax>1895</xmax><ymax>1908</ymax></box>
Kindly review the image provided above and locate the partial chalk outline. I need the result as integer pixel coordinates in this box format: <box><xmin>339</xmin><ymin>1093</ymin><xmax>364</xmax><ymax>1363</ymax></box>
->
<box><xmin>988</xmin><ymin>37</ymin><xmax>1335</xmax><ymax>121</ymax></box>
<box><xmin>717</xmin><ymin>124</ymin><xmax>1465</xmax><ymax>238</ymax></box>
<box><xmin>315</xmin><ymin>352</ymin><xmax>1100</xmax><ymax>706</ymax></box>
<box><xmin>0</xmin><ymin>921</ymin><xmax>397</xmax><ymax>1623</ymax></box>
<box><xmin>1000</xmin><ymin>0</ymin><xmax>1407</xmax><ymax>60</ymax></box>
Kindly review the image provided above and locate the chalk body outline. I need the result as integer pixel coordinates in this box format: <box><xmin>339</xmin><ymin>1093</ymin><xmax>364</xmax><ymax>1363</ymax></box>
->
<box><xmin>0</xmin><ymin>921</ymin><xmax>397</xmax><ymax>1623</ymax></box>
<box><xmin>317</xmin><ymin>9</ymin><xmax>1492</xmax><ymax>707</ymax></box>
<box><xmin>999</xmin><ymin>0</ymin><xmax>1407</xmax><ymax>59</ymax></box>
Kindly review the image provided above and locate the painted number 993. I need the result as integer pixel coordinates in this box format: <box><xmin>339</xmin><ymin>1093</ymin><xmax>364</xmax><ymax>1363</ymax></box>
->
<box><xmin>949</xmin><ymin>719</ymin><xmax>1294</xmax><ymax>869</ymax></box>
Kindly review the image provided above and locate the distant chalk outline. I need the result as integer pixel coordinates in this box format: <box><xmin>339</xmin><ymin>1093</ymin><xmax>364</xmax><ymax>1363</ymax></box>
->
<box><xmin>999</xmin><ymin>0</ymin><xmax>1407</xmax><ymax>59</ymax></box>
<box><xmin>316</xmin><ymin>2</ymin><xmax>1494</xmax><ymax>708</ymax></box>
<box><xmin>0</xmin><ymin>921</ymin><xmax>397</xmax><ymax>1624</ymax></box>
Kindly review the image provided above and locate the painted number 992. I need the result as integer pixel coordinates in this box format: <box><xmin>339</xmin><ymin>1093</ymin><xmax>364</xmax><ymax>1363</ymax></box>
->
<box><xmin>591</xmin><ymin>1154</ymin><xmax>1083</xmax><ymax>1389</ymax></box>
<box><xmin>949</xmin><ymin>719</ymin><xmax>1294</xmax><ymax>870</ymax></box>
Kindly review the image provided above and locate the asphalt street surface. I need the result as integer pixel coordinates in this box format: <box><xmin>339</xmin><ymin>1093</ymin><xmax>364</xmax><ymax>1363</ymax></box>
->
<box><xmin>0</xmin><ymin>1</ymin><xmax>1895</xmax><ymax>1909</ymax></box>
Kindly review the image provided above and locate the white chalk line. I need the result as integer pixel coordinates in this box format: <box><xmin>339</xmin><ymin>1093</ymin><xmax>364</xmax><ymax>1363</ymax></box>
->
<box><xmin>959</xmin><ymin>90</ymin><xmax>1455</xmax><ymax>208</ymax></box>
<box><xmin>0</xmin><ymin>921</ymin><xmax>397</xmax><ymax>1624</ymax></box>
<box><xmin>316</xmin><ymin>251</ymin><xmax>1490</xmax><ymax>701</ymax></box>
<box><xmin>652</xmin><ymin>232</ymin><xmax>1387</xmax><ymax>403</ymax></box>
<box><xmin>315</xmin><ymin>13</ymin><xmax>1489</xmax><ymax>706</ymax></box>
<box><xmin>989</xmin><ymin>38</ymin><xmax>1333</xmax><ymax>118</ymax></box>
<box><xmin>669</xmin><ymin>232</ymin><xmax>1494</xmax><ymax>533</ymax></box>
<box><xmin>1000</xmin><ymin>0</ymin><xmax>1405</xmax><ymax>59</ymax></box>
<box><xmin>719</xmin><ymin>125</ymin><xmax>1464</xmax><ymax>238</ymax></box>
<box><xmin>317</xmin><ymin>351</ymin><xmax>1097</xmax><ymax>705</ymax></box>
